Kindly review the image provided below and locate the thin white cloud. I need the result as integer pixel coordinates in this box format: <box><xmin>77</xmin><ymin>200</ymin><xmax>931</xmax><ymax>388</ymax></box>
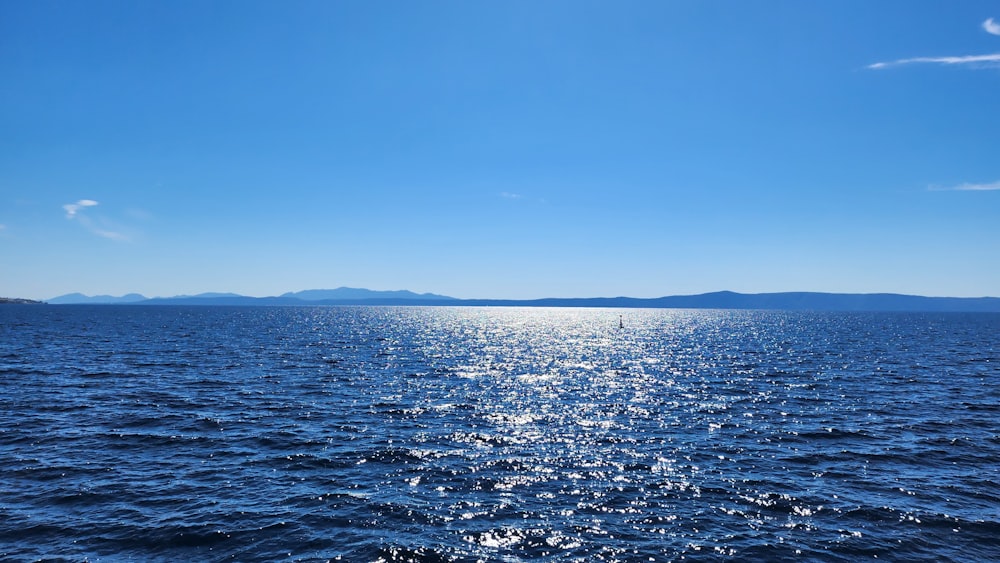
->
<box><xmin>870</xmin><ymin>17</ymin><xmax>1000</xmax><ymax>69</ymax></box>
<box><xmin>868</xmin><ymin>53</ymin><xmax>1000</xmax><ymax>69</ymax></box>
<box><xmin>90</xmin><ymin>225</ymin><xmax>129</xmax><ymax>240</ymax></box>
<box><xmin>930</xmin><ymin>180</ymin><xmax>1000</xmax><ymax>191</ymax></box>
<box><xmin>63</xmin><ymin>198</ymin><xmax>129</xmax><ymax>241</ymax></box>
<box><xmin>500</xmin><ymin>192</ymin><xmax>523</xmax><ymax>200</ymax></box>
<box><xmin>63</xmin><ymin>199</ymin><xmax>99</xmax><ymax>219</ymax></box>
<box><xmin>984</xmin><ymin>18</ymin><xmax>1000</xmax><ymax>36</ymax></box>
<box><xmin>79</xmin><ymin>215</ymin><xmax>129</xmax><ymax>241</ymax></box>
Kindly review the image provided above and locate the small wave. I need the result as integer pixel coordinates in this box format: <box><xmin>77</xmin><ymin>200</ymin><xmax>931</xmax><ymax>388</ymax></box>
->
<box><xmin>4</xmin><ymin>306</ymin><xmax>999</xmax><ymax>562</ymax></box>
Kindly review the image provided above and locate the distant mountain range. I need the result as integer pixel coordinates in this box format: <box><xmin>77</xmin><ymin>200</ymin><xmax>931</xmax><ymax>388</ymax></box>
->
<box><xmin>46</xmin><ymin>292</ymin><xmax>149</xmax><ymax>304</ymax></box>
<box><xmin>47</xmin><ymin>287</ymin><xmax>458</xmax><ymax>306</ymax></box>
<box><xmin>39</xmin><ymin>288</ymin><xmax>1000</xmax><ymax>312</ymax></box>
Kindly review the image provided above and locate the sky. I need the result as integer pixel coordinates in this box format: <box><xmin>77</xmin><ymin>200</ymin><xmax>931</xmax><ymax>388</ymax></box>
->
<box><xmin>2</xmin><ymin>1</ymin><xmax>999</xmax><ymax>301</ymax></box>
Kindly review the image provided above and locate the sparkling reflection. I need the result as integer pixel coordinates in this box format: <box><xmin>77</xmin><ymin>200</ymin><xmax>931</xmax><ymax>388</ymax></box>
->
<box><xmin>1</xmin><ymin>306</ymin><xmax>997</xmax><ymax>561</ymax></box>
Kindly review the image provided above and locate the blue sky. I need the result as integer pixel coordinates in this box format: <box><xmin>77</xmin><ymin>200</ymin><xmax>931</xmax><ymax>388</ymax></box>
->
<box><xmin>2</xmin><ymin>1</ymin><xmax>999</xmax><ymax>300</ymax></box>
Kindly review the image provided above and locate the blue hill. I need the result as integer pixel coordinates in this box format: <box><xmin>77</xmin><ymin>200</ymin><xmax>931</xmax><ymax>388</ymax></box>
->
<box><xmin>48</xmin><ymin>293</ymin><xmax>148</xmax><ymax>304</ymax></box>
<box><xmin>44</xmin><ymin>289</ymin><xmax>1000</xmax><ymax>312</ymax></box>
<box><xmin>456</xmin><ymin>291</ymin><xmax>1000</xmax><ymax>312</ymax></box>
<box><xmin>280</xmin><ymin>287</ymin><xmax>456</xmax><ymax>301</ymax></box>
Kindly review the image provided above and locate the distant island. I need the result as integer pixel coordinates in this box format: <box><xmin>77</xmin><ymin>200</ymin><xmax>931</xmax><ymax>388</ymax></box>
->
<box><xmin>39</xmin><ymin>287</ymin><xmax>1000</xmax><ymax>312</ymax></box>
<box><xmin>0</xmin><ymin>297</ymin><xmax>45</xmax><ymax>305</ymax></box>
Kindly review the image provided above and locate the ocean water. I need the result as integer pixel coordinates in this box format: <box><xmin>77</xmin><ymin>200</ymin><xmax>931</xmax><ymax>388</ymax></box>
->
<box><xmin>1</xmin><ymin>305</ymin><xmax>998</xmax><ymax>562</ymax></box>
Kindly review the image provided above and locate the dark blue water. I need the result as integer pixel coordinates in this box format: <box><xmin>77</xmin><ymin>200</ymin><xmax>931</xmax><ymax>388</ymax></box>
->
<box><xmin>1</xmin><ymin>305</ymin><xmax>998</xmax><ymax>562</ymax></box>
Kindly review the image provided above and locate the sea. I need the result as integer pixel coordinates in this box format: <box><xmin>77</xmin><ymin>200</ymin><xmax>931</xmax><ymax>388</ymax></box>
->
<box><xmin>1</xmin><ymin>305</ymin><xmax>998</xmax><ymax>562</ymax></box>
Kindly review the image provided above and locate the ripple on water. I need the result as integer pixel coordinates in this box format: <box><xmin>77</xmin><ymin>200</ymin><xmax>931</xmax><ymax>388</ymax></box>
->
<box><xmin>0</xmin><ymin>306</ymin><xmax>998</xmax><ymax>561</ymax></box>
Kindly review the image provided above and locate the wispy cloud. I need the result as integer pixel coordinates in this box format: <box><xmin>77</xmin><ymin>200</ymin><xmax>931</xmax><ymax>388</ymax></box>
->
<box><xmin>63</xmin><ymin>199</ymin><xmax>129</xmax><ymax>241</ymax></box>
<box><xmin>868</xmin><ymin>53</ymin><xmax>1000</xmax><ymax>69</ymax></box>
<box><xmin>83</xmin><ymin>218</ymin><xmax>129</xmax><ymax>242</ymax></box>
<box><xmin>500</xmin><ymin>192</ymin><xmax>523</xmax><ymax>200</ymax></box>
<box><xmin>63</xmin><ymin>199</ymin><xmax>98</xmax><ymax>218</ymax></box>
<box><xmin>869</xmin><ymin>18</ymin><xmax>1000</xmax><ymax>69</ymax></box>
<box><xmin>984</xmin><ymin>18</ymin><xmax>1000</xmax><ymax>36</ymax></box>
<box><xmin>126</xmin><ymin>207</ymin><xmax>153</xmax><ymax>221</ymax></box>
<box><xmin>930</xmin><ymin>180</ymin><xmax>1000</xmax><ymax>191</ymax></box>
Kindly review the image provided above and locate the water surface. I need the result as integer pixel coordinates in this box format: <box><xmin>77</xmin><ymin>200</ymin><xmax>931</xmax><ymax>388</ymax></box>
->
<box><xmin>1</xmin><ymin>306</ymin><xmax>998</xmax><ymax>561</ymax></box>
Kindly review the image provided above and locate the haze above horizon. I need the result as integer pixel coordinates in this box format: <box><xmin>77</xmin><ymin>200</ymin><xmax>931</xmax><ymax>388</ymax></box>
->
<box><xmin>3</xmin><ymin>1</ymin><xmax>999</xmax><ymax>302</ymax></box>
